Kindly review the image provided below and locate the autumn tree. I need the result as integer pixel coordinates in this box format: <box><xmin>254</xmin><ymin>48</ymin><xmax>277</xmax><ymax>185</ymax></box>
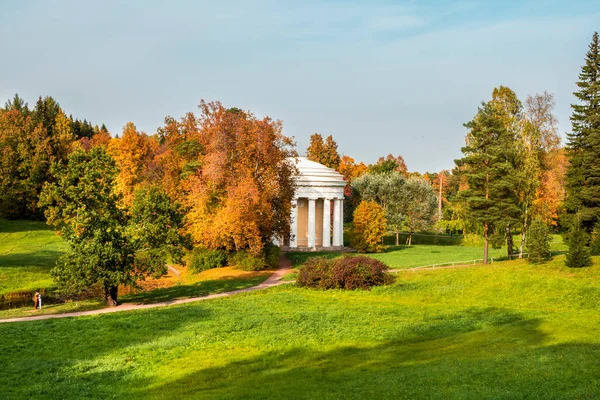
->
<box><xmin>455</xmin><ymin>94</ymin><xmax>522</xmax><ymax>264</ymax></box>
<box><xmin>369</xmin><ymin>154</ymin><xmax>408</xmax><ymax>177</ymax></box>
<box><xmin>39</xmin><ymin>147</ymin><xmax>189</xmax><ymax>306</ymax></box>
<box><xmin>513</xmin><ymin>92</ymin><xmax>563</xmax><ymax>257</ymax></box>
<box><xmin>565</xmin><ymin>31</ymin><xmax>600</xmax><ymax>232</ymax></box>
<box><xmin>186</xmin><ymin>101</ymin><xmax>297</xmax><ymax>254</ymax></box>
<box><xmin>352</xmin><ymin>200</ymin><xmax>387</xmax><ymax>253</ymax></box>
<box><xmin>306</xmin><ymin>133</ymin><xmax>341</xmax><ymax>169</ymax></box>
<box><xmin>338</xmin><ymin>155</ymin><xmax>368</xmax><ymax>183</ymax></box>
<box><xmin>432</xmin><ymin>170</ymin><xmax>451</xmax><ymax>220</ymax></box>
<box><xmin>108</xmin><ymin>122</ymin><xmax>157</xmax><ymax>205</ymax></box>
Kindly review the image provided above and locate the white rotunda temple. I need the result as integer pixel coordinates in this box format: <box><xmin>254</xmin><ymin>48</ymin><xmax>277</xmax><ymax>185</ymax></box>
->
<box><xmin>286</xmin><ymin>157</ymin><xmax>346</xmax><ymax>251</ymax></box>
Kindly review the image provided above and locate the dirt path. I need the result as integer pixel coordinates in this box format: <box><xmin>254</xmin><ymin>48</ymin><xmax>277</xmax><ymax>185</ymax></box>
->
<box><xmin>0</xmin><ymin>255</ymin><xmax>293</xmax><ymax>324</ymax></box>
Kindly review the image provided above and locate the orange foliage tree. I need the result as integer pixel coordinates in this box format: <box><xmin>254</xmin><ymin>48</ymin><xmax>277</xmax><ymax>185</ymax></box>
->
<box><xmin>186</xmin><ymin>101</ymin><xmax>297</xmax><ymax>254</ymax></box>
<box><xmin>107</xmin><ymin>122</ymin><xmax>158</xmax><ymax>206</ymax></box>
<box><xmin>351</xmin><ymin>200</ymin><xmax>387</xmax><ymax>253</ymax></box>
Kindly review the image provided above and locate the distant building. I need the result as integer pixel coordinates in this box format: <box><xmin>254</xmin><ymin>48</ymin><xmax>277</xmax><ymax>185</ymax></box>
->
<box><xmin>285</xmin><ymin>157</ymin><xmax>346</xmax><ymax>251</ymax></box>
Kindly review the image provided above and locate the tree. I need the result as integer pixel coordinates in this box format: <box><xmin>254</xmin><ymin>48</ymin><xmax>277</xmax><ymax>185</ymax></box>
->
<box><xmin>369</xmin><ymin>154</ymin><xmax>408</xmax><ymax>177</ymax></box>
<box><xmin>565</xmin><ymin>32</ymin><xmax>600</xmax><ymax>231</ymax></box>
<box><xmin>338</xmin><ymin>155</ymin><xmax>368</xmax><ymax>183</ymax></box>
<box><xmin>107</xmin><ymin>122</ymin><xmax>157</xmax><ymax>206</ymax></box>
<box><xmin>519</xmin><ymin>92</ymin><xmax>563</xmax><ymax>257</ymax></box>
<box><xmin>0</xmin><ymin>108</ymin><xmax>52</xmax><ymax>219</ymax></box>
<box><xmin>400</xmin><ymin>177</ymin><xmax>438</xmax><ymax>246</ymax></box>
<box><xmin>186</xmin><ymin>101</ymin><xmax>297</xmax><ymax>254</ymax></box>
<box><xmin>526</xmin><ymin>219</ymin><xmax>551</xmax><ymax>263</ymax></box>
<box><xmin>39</xmin><ymin>147</ymin><xmax>189</xmax><ymax>306</ymax></box>
<box><xmin>432</xmin><ymin>170</ymin><xmax>451</xmax><ymax>220</ymax></box>
<box><xmin>352</xmin><ymin>172</ymin><xmax>406</xmax><ymax>245</ymax></box>
<box><xmin>455</xmin><ymin>94</ymin><xmax>522</xmax><ymax>264</ymax></box>
<box><xmin>565</xmin><ymin>223</ymin><xmax>592</xmax><ymax>268</ymax></box>
<box><xmin>306</xmin><ymin>133</ymin><xmax>341</xmax><ymax>169</ymax></box>
<box><xmin>352</xmin><ymin>200</ymin><xmax>387</xmax><ymax>253</ymax></box>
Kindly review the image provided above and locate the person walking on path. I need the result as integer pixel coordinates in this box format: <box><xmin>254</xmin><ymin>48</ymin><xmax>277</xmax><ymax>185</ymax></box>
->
<box><xmin>33</xmin><ymin>291</ymin><xmax>40</xmax><ymax>310</ymax></box>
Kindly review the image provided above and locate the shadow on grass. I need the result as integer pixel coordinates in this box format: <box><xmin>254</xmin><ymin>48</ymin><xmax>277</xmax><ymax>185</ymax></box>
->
<box><xmin>132</xmin><ymin>308</ymin><xmax>600</xmax><ymax>399</ymax></box>
<box><xmin>0</xmin><ymin>304</ymin><xmax>208</xmax><ymax>399</ymax></box>
<box><xmin>384</xmin><ymin>233</ymin><xmax>464</xmax><ymax>246</ymax></box>
<box><xmin>0</xmin><ymin>250</ymin><xmax>64</xmax><ymax>268</ymax></box>
<box><xmin>120</xmin><ymin>275</ymin><xmax>269</xmax><ymax>305</ymax></box>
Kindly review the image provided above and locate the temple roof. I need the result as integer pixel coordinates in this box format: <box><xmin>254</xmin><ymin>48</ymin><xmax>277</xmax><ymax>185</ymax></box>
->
<box><xmin>293</xmin><ymin>157</ymin><xmax>346</xmax><ymax>187</ymax></box>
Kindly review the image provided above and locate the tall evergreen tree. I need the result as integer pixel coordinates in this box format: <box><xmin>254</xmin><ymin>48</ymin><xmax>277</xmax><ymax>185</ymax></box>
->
<box><xmin>455</xmin><ymin>97</ymin><xmax>522</xmax><ymax>263</ymax></box>
<box><xmin>565</xmin><ymin>32</ymin><xmax>600</xmax><ymax>231</ymax></box>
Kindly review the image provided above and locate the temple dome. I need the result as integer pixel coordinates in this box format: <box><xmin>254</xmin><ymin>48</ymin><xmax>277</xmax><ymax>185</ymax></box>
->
<box><xmin>293</xmin><ymin>157</ymin><xmax>346</xmax><ymax>187</ymax></box>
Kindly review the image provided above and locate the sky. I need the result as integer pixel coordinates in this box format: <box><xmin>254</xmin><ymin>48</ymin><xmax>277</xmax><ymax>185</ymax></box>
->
<box><xmin>1</xmin><ymin>0</ymin><xmax>599</xmax><ymax>172</ymax></box>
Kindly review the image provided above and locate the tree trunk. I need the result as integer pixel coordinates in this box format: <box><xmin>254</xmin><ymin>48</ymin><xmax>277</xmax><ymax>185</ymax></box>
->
<box><xmin>483</xmin><ymin>222</ymin><xmax>489</xmax><ymax>264</ymax></box>
<box><xmin>506</xmin><ymin>224</ymin><xmax>514</xmax><ymax>259</ymax></box>
<box><xmin>406</xmin><ymin>231</ymin><xmax>413</xmax><ymax>246</ymax></box>
<box><xmin>438</xmin><ymin>175</ymin><xmax>443</xmax><ymax>220</ymax></box>
<box><xmin>104</xmin><ymin>285</ymin><xmax>118</xmax><ymax>307</ymax></box>
<box><xmin>395</xmin><ymin>230</ymin><xmax>399</xmax><ymax>246</ymax></box>
<box><xmin>519</xmin><ymin>208</ymin><xmax>528</xmax><ymax>258</ymax></box>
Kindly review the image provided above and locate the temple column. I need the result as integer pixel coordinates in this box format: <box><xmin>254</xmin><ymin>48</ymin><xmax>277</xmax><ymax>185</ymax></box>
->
<box><xmin>290</xmin><ymin>198</ymin><xmax>298</xmax><ymax>247</ymax></box>
<box><xmin>308</xmin><ymin>198</ymin><xmax>316</xmax><ymax>248</ymax></box>
<box><xmin>333</xmin><ymin>198</ymin><xmax>341</xmax><ymax>246</ymax></box>
<box><xmin>322</xmin><ymin>198</ymin><xmax>331</xmax><ymax>247</ymax></box>
<box><xmin>339</xmin><ymin>198</ymin><xmax>344</xmax><ymax>246</ymax></box>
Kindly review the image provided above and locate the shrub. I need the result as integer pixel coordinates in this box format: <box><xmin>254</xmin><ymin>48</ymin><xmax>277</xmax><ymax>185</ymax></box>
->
<box><xmin>526</xmin><ymin>219</ymin><xmax>552</xmax><ymax>263</ymax></box>
<box><xmin>263</xmin><ymin>243</ymin><xmax>281</xmax><ymax>269</ymax></box>
<box><xmin>565</xmin><ymin>225</ymin><xmax>592</xmax><ymax>268</ymax></box>
<box><xmin>297</xmin><ymin>255</ymin><xmax>392</xmax><ymax>290</ymax></box>
<box><xmin>352</xmin><ymin>200</ymin><xmax>387</xmax><ymax>253</ymax></box>
<box><xmin>331</xmin><ymin>256</ymin><xmax>392</xmax><ymax>290</ymax></box>
<box><xmin>188</xmin><ymin>248</ymin><xmax>228</xmax><ymax>273</ymax></box>
<box><xmin>296</xmin><ymin>257</ymin><xmax>336</xmax><ymax>289</ymax></box>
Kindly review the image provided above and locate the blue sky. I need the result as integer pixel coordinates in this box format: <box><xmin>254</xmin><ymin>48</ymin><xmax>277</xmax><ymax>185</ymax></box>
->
<box><xmin>1</xmin><ymin>1</ymin><xmax>598</xmax><ymax>172</ymax></box>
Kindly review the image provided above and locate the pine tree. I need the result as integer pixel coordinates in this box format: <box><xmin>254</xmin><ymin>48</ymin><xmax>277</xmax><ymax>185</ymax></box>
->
<box><xmin>526</xmin><ymin>219</ymin><xmax>551</xmax><ymax>263</ymax></box>
<box><xmin>565</xmin><ymin>223</ymin><xmax>592</xmax><ymax>268</ymax></box>
<box><xmin>455</xmin><ymin>94</ymin><xmax>522</xmax><ymax>264</ymax></box>
<box><xmin>565</xmin><ymin>32</ymin><xmax>600</xmax><ymax>231</ymax></box>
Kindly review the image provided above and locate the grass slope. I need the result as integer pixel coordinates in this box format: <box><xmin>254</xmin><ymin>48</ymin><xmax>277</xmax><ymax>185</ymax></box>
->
<box><xmin>1</xmin><ymin>255</ymin><xmax>599</xmax><ymax>399</ymax></box>
<box><xmin>0</xmin><ymin>219</ymin><xmax>68</xmax><ymax>296</ymax></box>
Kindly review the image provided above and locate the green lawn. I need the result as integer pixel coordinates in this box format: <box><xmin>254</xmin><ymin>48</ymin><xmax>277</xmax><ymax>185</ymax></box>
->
<box><xmin>1</xmin><ymin>255</ymin><xmax>599</xmax><ymax>399</ymax></box>
<box><xmin>0</xmin><ymin>219</ymin><xmax>68</xmax><ymax>296</ymax></box>
<box><xmin>289</xmin><ymin>234</ymin><xmax>566</xmax><ymax>269</ymax></box>
<box><xmin>0</xmin><ymin>219</ymin><xmax>271</xmax><ymax>318</ymax></box>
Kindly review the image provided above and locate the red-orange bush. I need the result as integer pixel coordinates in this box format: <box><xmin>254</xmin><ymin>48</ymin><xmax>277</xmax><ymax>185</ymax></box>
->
<box><xmin>297</xmin><ymin>255</ymin><xmax>392</xmax><ymax>290</ymax></box>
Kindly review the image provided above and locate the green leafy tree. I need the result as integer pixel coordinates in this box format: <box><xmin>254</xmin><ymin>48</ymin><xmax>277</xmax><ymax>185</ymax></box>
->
<box><xmin>369</xmin><ymin>154</ymin><xmax>408</xmax><ymax>177</ymax></box>
<box><xmin>565</xmin><ymin>32</ymin><xmax>600</xmax><ymax>231</ymax></box>
<box><xmin>39</xmin><ymin>147</ymin><xmax>190</xmax><ymax>306</ymax></box>
<box><xmin>352</xmin><ymin>172</ymin><xmax>406</xmax><ymax>245</ymax></box>
<box><xmin>565</xmin><ymin>223</ymin><xmax>592</xmax><ymax>268</ymax></box>
<box><xmin>400</xmin><ymin>177</ymin><xmax>438</xmax><ymax>246</ymax></box>
<box><xmin>455</xmin><ymin>94</ymin><xmax>522</xmax><ymax>264</ymax></box>
<box><xmin>526</xmin><ymin>219</ymin><xmax>551</xmax><ymax>263</ymax></box>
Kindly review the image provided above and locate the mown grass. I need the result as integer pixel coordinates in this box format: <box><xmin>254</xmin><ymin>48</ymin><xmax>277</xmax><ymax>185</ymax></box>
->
<box><xmin>1</xmin><ymin>255</ymin><xmax>599</xmax><ymax>399</ymax></box>
<box><xmin>1</xmin><ymin>219</ymin><xmax>271</xmax><ymax>318</ymax></box>
<box><xmin>289</xmin><ymin>234</ymin><xmax>566</xmax><ymax>269</ymax></box>
<box><xmin>0</xmin><ymin>219</ymin><xmax>68</xmax><ymax>296</ymax></box>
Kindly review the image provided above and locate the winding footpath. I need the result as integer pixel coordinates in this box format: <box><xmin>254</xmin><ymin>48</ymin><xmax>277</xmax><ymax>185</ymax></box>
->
<box><xmin>0</xmin><ymin>256</ymin><xmax>293</xmax><ymax>324</ymax></box>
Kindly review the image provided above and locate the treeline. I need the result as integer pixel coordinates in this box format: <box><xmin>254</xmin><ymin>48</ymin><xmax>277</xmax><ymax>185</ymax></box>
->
<box><xmin>0</xmin><ymin>94</ymin><xmax>109</xmax><ymax>219</ymax></box>
<box><xmin>0</xmin><ymin>98</ymin><xmax>297</xmax><ymax>304</ymax></box>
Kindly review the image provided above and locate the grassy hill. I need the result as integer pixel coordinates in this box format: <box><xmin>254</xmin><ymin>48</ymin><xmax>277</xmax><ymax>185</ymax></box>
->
<box><xmin>0</xmin><ymin>219</ymin><xmax>68</xmax><ymax>297</ymax></box>
<box><xmin>1</xmin><ymin>255</ymin><xmax>599</xmax><ymax>399</ymax></box>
